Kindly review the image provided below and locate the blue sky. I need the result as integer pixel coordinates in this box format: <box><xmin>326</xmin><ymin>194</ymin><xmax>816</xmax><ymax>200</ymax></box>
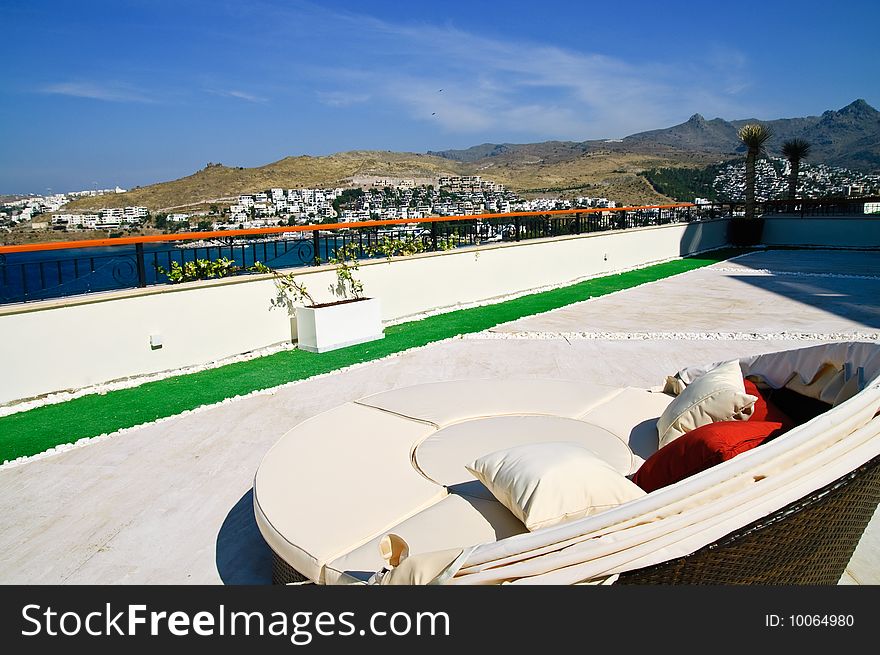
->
<box><xmin>1</xmin><ymin>0</ymin><xmax>878</xmax><ymax>193</ymax></box>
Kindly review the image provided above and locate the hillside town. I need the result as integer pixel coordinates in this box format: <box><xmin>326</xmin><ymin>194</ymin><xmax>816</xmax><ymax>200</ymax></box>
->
<box><xmin>711</xmin><ymin>157</ymin><xmax>880</xmax><ymax>202</ymax></box>
<box><xmin>0</xmin><ymin>186</ymin><xmax>127</xmax><ymax>228</ymax></box>
<box><xmin>1</xmin><ymin>176</ymin><xmax>618</xmax><ymax>236</ymax></box>
<box><xmin>4</xmin><ymin>162</ymin><xmax>879</xmax><ymax>241</ymax></box>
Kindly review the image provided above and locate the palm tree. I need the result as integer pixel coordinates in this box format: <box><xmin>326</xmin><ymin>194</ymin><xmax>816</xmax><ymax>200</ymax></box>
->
<box><xmin>737</xmin><ymin>123</ymin><xmax>773</xmax><ymax>221</ymax></box>
<box><xmin>781</xmin><ymin>138</ymin><xmax>811</xmax><ymax>201</ymax></box>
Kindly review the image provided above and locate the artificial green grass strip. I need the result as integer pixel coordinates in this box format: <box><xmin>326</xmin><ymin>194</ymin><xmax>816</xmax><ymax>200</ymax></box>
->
<box><xmin>0</xmin><ymin>249</ymin><xmax>735</xmax><ymax>462</ymax></box>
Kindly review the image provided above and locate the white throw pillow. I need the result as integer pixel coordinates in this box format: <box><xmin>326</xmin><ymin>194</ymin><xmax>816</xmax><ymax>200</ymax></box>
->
<box><xmin>466</xmin><ymin>442</ymin><xmax>646</xmax><ymax>532</ymax></box>
<box><xmin>656</xmin><ymin>359</ymin><xmax>757</xmax><ymax>448</ymax></box>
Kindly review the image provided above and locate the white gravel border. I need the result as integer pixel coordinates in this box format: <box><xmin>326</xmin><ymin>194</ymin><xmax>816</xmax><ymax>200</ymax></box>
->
<box><xmin>468</xmin><ymin>330</ymin><xmax>880</xmax><ymax>342</ymax></box>
<box><xmin>709</xmin><ymin>267</ymin><xmax>880</xmax><ymax>280</ymax></box>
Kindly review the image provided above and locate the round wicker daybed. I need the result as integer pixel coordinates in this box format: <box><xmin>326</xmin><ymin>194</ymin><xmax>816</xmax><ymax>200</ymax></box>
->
<box><xmin>253</xmin><ymin>342</ymin><xmax>880</xmax><ymax>585</ymax></box>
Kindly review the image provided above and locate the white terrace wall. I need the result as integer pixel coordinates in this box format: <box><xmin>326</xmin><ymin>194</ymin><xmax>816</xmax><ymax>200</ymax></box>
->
<box><xmin>763</xmin><ymin>216</ymin><xmax>880</xmax><ymax>248</ymax></box>
<box><xmin>0</xmin><ymin>219</ymin><xmax>730</xmax><ymax>404</ymax></box>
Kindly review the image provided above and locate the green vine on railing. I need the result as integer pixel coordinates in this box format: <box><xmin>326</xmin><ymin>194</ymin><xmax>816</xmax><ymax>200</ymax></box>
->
<box><xmin>157</xmin><ymin>257</ymin><xmax>256</xmax><ymax>283</ymax></box>
<box><xmin>436</xmin><ymin>236</ymin><xmax>458</xmax><ymax>251</ymax></box>
<box><xmin>368</xmin><ymin>235</ymin><xmax>428</xmax><ymax>259</ymax></box>
<box><xmin>157</xmin><ymin>257</ymin><xmax>315</xmax><ymax>313</ymax></box>
<box><xmin>157</xmin><ymin>235</ymin><xmax>461</xmax><ymax>313</ymax></box>
<box><xmin>367</xmin><ymin>234</ymin><xmax>456</xmax><ymax>260</ymax></box>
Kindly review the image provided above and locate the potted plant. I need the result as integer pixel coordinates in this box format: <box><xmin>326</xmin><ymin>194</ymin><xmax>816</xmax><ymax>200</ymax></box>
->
<box><xmin>156</xmin><ymin>253</ymin><xmax>382</xmax><ymax>353</ymax></box>
<box><xmin>273</xmin><ymin>243</ymin><xmax>383</xmax><ymax>353</ymax></box>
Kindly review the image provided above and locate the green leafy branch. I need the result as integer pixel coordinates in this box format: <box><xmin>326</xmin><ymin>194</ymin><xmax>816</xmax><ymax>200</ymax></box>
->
<box><xmin>368</xmin><ymin>235</ymin><xmax>428</xmax><ymax>259</ymax></box>
<box><xmin>250</xmin><ymin>262</ymin><xmax>315</xmax><ymax>313</ymax></box>
<box><xmin>367</xmin><ymin>234</ymin><xmax>457</xmax><ymax>260</ymax></box>
<box><xmin>157</xmin><ymin>257</ymin><xmax>314</xmax><ymax>314</ymax></box>
<box><xmin>328</xmin><ymin>242</ymin><xmax>364</xmax><ymax>300</ymax></box>
<box><xmin>157</xmin><ymin>257</ymin><xmax>253</xmax><ymax>283</ymax></box>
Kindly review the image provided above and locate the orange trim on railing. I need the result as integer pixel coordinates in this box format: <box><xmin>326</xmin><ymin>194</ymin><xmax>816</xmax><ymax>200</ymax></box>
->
<box><xmin>0</xmin><ymin>203</ymin><xmax>695</xmax><ymax>254</ymax></box>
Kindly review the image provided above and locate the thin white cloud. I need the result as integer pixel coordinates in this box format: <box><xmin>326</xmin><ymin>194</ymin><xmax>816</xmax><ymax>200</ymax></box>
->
<box><xmin>207</xmin><ymin>89</ymin><xmax>268</xmax><ymax>103</ymax></box>
<box><xmin>376</xmin><ymin>25</ymin><xmax>751</xmax><ymax>137</ymax></box>
<box><xmin>698</xmin><ymin>45</ymin><xmax>754</xmax><ymax>99</ymax></box>
<box><xmin>316</xmin><ymin>91</ymin><xmax>369</xmax><ymax>107</ymax></box>
<box><xmin>268</xmin><ymin>5</ymin><xmax>760</xmax><ymax>139</ymax></box>
<box><xmin>40</xmin><ymin>81</ymin><xmax>154</xmax><ymax>103</ymax></box>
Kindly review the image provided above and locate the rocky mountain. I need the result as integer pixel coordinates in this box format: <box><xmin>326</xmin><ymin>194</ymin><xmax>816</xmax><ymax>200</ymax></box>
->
<box><xmin>624</xmin><ymin>99</ymin><xmax>880</xmax><ymax>171</ymax></box>
<box><xmin>433</xmin><ymin>100</ymin><xmax>880</xmax><ymax>173</ymax></box>
<box><xmin>427</xmin><ymin>141</ymin><xmax>592</xmax><ymax>164</ymax></box>
<box><xmin>622</xmin><ymin>113</ymin><xmax>743</xmax><ymax>153</ymax></box>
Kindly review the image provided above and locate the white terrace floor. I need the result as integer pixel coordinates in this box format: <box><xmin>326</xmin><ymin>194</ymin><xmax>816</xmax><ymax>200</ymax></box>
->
<box><xmin>1</xmin><ymin>248</ymin><xmax>878</xmax><ymax>584</ymax></box>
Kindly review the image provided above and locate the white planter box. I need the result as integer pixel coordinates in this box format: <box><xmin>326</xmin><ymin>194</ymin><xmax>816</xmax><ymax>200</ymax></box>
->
<box><xmin>295</xmin><ymin>297</ymin><xmax>384</xmax><ymax>353</ymax></box>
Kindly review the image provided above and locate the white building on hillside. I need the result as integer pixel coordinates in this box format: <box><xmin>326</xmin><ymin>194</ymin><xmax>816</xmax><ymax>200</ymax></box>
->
<box><xmin>52</xmin><ymin>214</ymin><xmax>100</xmax><ymax>229</ymax></box>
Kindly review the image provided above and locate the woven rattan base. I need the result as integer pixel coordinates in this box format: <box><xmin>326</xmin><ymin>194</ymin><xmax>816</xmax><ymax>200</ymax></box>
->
<box><xmin>618</xmin><ymin>455</ymin><xmax>880</xmax><ymax>585</ymax></box>
<box><xmin>272</xmin><ymin>551</ymin><xmax>309</xmax><ymax>585</ymax></box>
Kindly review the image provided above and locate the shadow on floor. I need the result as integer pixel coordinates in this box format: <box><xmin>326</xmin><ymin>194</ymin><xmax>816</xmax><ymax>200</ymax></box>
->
<box><xmin>215</xmin><ymin>488</ymin><xmax>272</xmax><ymax>585</ymax></box>
<box><xmin>724</xmin><ymin>248</ymin><xmax>880</xmax><ymax>329</ymax></box>
<box><xmin>728</xmin><ymin>274</ymin><xmax>880</xmax><ymax>329</ymax></box>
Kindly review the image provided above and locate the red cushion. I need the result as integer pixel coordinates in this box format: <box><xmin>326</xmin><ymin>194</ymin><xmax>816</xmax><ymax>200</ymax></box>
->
<box><xmin>633</xmin><ymin>420</ymin><xmax>786</xmax><ymax>493</ymax></box>
<box><xmin>744</xmin><ymin>379</ymin><xmax>794</xmax><ymax>428</ymax></box>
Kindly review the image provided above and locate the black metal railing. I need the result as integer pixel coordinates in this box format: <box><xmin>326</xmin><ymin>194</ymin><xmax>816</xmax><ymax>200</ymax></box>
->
<box><xmin>0</xmin><ymin>236</ymin><xmax>325</xmax><ymax>305</ymax></box>
<box><xmin>0</xmin><ymin>202</ymin><xmax>738</xmax><ymax>305</ymax></box>
<box><xmin>759</xmin><ymin>195</ymin><xmax>880</xmax><ymax>217</ymax></box>
<box><xmin>11</xmin><ymin>196</ymin><xmax>872</xmax><ymax>306</ymax></box>
<box><xmin>311</xmin><ymin>203</ymin><xmax>731</xmax><ymax>259</ymax></box>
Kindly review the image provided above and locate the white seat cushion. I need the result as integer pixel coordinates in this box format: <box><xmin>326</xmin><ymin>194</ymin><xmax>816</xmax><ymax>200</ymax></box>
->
<box><xmin>578</xmin><ymin>387</ymin><xmax>675</xmax><ymax>471</ymax></box>
<box><xmin>356</xmin><ymin>379</ymin><xmax>625</xmax><ymax>427</ymax></box>
<box><xmin>255</xmin><ymin>381</ymin><xmax>658</xmax><ymax>584</ymax></box>
<box><xmin>415</xmin><ymin>415</ymin><xmax>634</xmax><ymax>487</ymax></box>
<box><xmin>254</xmin><ymin>402</ymin><xmax>444</xmax><ymax>583</ymax></box>
<box><xmin>324</xmin><ymin>493</ymin><xmax>527</xmax><ymax>584</ymax></box>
